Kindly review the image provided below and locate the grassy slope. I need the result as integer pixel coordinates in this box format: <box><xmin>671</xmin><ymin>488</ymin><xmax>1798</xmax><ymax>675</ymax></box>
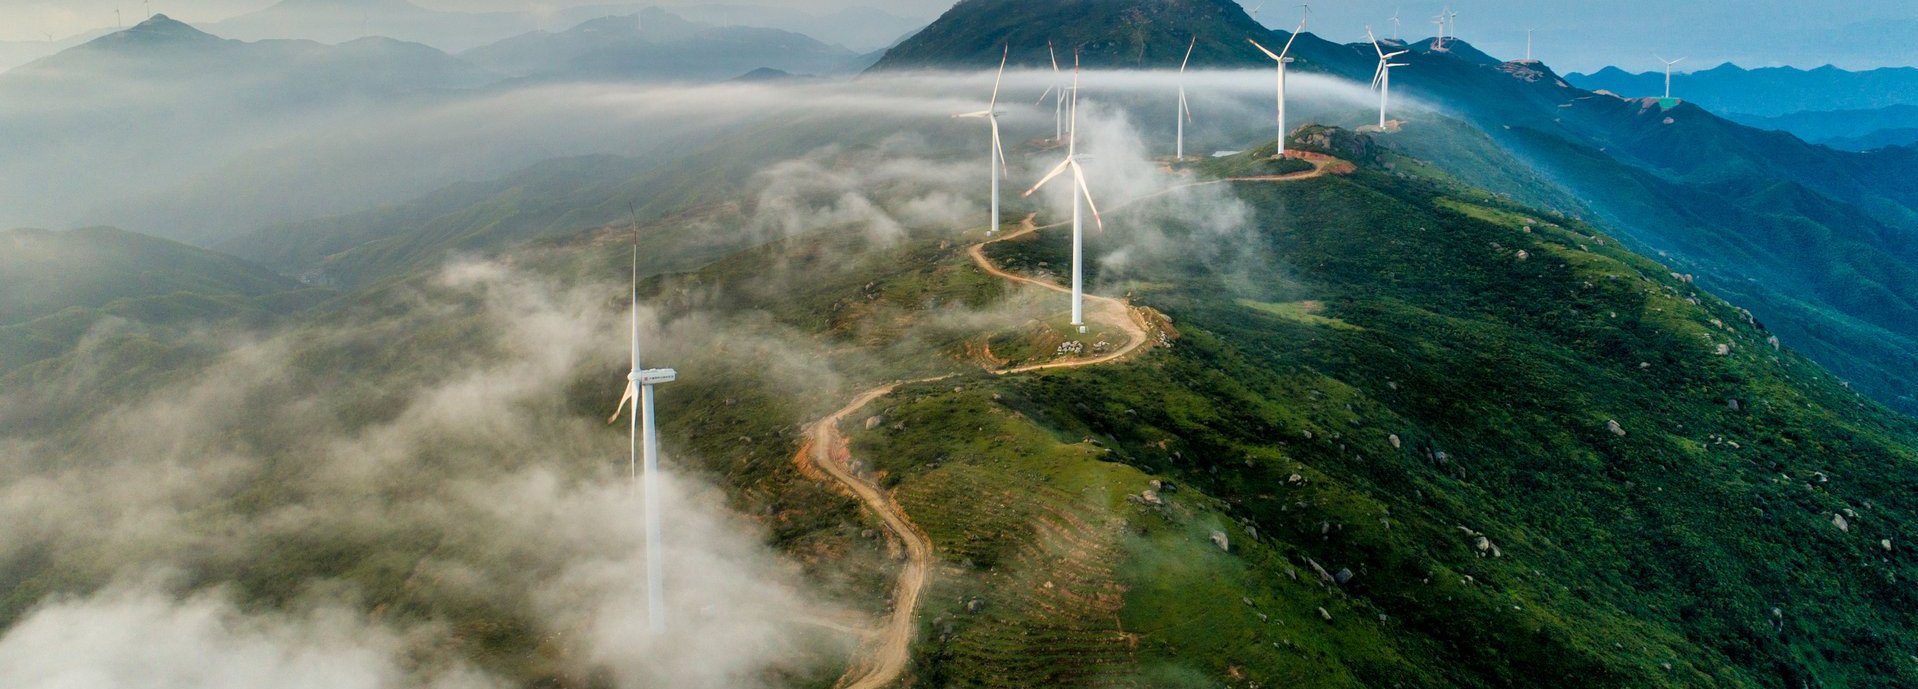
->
<box><xmin>956</xmin><ymin>150</ymin><xmax>1918</xmax><ymax>687</ymax></box>
<box><xmin>0</xmin><ymin>226</ymin><xmax>326</xmax><ymax>376</ymax></box>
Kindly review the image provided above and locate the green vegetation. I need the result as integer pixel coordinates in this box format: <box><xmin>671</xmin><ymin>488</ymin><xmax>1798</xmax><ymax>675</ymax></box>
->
<box><xmin>975</xmin><ymin>142</ymin><xmax>1918</xmax><ymax>687</ymax></box>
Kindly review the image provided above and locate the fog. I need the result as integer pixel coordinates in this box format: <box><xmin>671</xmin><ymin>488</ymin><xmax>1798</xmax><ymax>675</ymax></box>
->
<box><xmin>0</xmin><ymin>58</ymin><xmax>1406</xmax><ymax>687</ymax></box>
<box><xmin>0</xmin><ymin>63</ymin><xmax>1401</xmax><ymax>246</ymax></box>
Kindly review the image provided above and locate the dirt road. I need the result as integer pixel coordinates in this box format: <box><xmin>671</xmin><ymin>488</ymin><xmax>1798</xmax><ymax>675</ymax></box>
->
<box><xmin>800</xmin><ymin>152</ymin><xmax>1349</xmax><ymax>689</ymax></box>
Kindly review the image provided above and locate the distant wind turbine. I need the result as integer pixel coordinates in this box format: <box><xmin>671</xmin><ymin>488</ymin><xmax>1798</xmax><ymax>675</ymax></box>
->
<box><xmin>115</xmin><ymin>8</ymin><xmax>122</xmax><ymax>29</ymax></box>
<box><xmin>1369</xmin><ymin>27</ymin><xmax>1410</xmax><ymax>129</ymax></box>
<box><xmin>1247</xmin><ymin>7</ymin><xmax>1308</xmax><ymax>159</ymax></box>
<box><xmin>1655</xmin><ymin>54</ymin><xmax>1685</xmax><ymax>99</ymax></box>
<box><xmin>609</xmin><ymin>239</ymin><xmax>678</xmax><ymax>635</ymax></box>
<box><xmin>1023</xmin><ymin>52</ymin><xmax>1104</xmax><ymax>334</ymax></box>
<box><xmin>955</xmin><ymin>46</ymin><xmax>1011</xmax><ymax>235</ymax></box>
<box><xmin>1036</xmin><ymin>42</ymin><xmax>1066</xmax><ymax>143</ymax></box>
<box><xmin>1249</xmin><ymin>3</ymin><xmax>1265</xmax><ymax>23</ymax></box>
<box><xmin>1431</xmin><ymin>14</ymin><xmax>1445</xmax><ymax>49</ymax></box>
<box><xmin>1175</xmin><ymin>36</ymin><xmax>1196</xmax><ymax>160</ymax></box>
<box><xmin>1390</xmin><ymin>9</ymin><xmax>1402</xmax><ymax>41</ymax></box>
<box><xmin>1526</xmin><ymin>29</ymin><xmax>1534</xmax><ymax>62</ymax></box>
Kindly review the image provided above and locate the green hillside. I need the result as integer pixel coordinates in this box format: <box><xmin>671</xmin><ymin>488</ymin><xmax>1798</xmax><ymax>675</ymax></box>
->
<box><xmin>0</xmin><ymin>226</ymin><xmax>323</xmax><ymax>375</ymax></box>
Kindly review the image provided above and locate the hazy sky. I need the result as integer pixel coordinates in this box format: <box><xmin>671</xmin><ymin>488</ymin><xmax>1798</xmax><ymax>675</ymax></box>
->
<box><xmin>5</xmin><ymin>0</ymin><xmax>1914</xmax><ymax>70</ymax></box>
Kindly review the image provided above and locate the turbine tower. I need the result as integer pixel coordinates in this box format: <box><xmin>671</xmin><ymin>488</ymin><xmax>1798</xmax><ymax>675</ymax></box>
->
<box><xmin>1369</xmin><ymin>27</ymin><xmax>1410</xmax><ymax>129</ymax></box>
<box><xmin>955</xmin><ymin>46</ymin><xmax>1010</xmax><ymax>235</ymax></box>
<box><xmin>1175</xmin><ymin>36</ymin><xmax>1196</xmax><ymax>160</ymax></box>
<box><xmin>1023</xmin><ymin>52</ymin><xmax>1104</xmax><ymax>334</ymax></box>
<box><xmin>609</xmin><ymin>245</ymin><xmax>678</xmax><ymax>635</ymax></box>
<box><xmin>1526</xmin><ymin>29</ymin><xmax>1534</xmax><ymax>62</ymax></box>
<box><xmin>1655</xmin><ymin>54</ymin><xmax>1685</xmax><ymax>99</ymax></box>
<box><xmin>1246</xmin><ymin>6</ymin><xmax>1307</xmax><ymax>159</ymax></box>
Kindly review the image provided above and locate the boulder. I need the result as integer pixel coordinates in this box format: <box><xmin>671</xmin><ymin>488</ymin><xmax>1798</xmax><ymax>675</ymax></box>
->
<box><xmin>1210</xmin><ymin>530</ymin><xmax>1230</xmax><ymax>551</ymax></box>
<box><xmin>965</xmin><ymin>597</ymin><xmax>988</xmax><ymax>614</ymax></box>
<box><xmin>1318</xmin><ymin>607</ymin><xmax>1333</xmax><ymax>621</ymax></box>
<box><xmin>1388</xmin><ymin>434</ymin><xmax>1403</xmax><ymax>449</ymax></box>
<box><xmin>1833</xmin><ymin>514</ymin><xmax>1851</xmax><ymax>532</ymax></box>
<box><xmin>864</xmin><ymin>415</ymin><xmax>883</xmax><ymax>430</ymax></box>
<box><xmin>1607</xmin><ymin>419</ymin><xmax>1628</xmax><ymax>437</ymax></box>
<box><xmin>1335</xmin><ymin>568</ymin><xmax>1355</xmax><ymax>585</ymax></box>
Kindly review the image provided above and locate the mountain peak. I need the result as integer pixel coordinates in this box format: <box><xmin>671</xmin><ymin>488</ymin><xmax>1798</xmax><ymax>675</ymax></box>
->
<box><xmin>92</xmin><ymin>13</ymin><xmax>226</xmax><ymax>49</ymax></box>
<box><xmin>871</xmin><ymin>0</ymin><xmax>1270</xmax><ymax>70</ymax></box>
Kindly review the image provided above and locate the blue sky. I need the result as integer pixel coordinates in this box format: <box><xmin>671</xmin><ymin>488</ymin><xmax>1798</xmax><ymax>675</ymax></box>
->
<box><xmin>3</xmin><ymin>0</ymin><xmax>1912</xmax><ymax>71</ymax></box>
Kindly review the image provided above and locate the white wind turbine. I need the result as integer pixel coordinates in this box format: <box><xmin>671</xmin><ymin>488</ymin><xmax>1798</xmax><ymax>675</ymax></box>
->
<box><xmin>1023</xmin><ymin>52</ymin><xmax>1104</xmax><ymax>334</ymax></box>
<box><xmin>1036</xmin><ymin>42</ymin><xmax>1067</xmax><ymax>142</ymax></box>
<box><xmin>955</xmin><ymin>46</ymin><xmax>1011</xmax><ymax>235</ymax></box>
<box><xmin>1431</xmin><ymin>14</ymin><xmax>1445</xmax><ymax>49</ymax></box>
<box><xmin>1390</xmin><ymin>9</ymin><xmax>1402</xmax><ymax>41</ymax></box>
<box><xmin>1246</xmin><ymin>6</ymin><xmax>1308</xmax><ymax>159</ymax></box>
<box><xmin>1655</xmin><ymin>54</ymin><xmax>1685</xmax><ymax>99</ymax></box>
<box><xmin>1175</xmin><ymin>36</ymin><xmax>1196</xmax><ymax>160</ymax></box>
<box><xmin>608</xmin><ymin>243</ymin><xmax>678</xmax><ymax>635</ymax></box>
<box><xmin>1369</xmin><ymin>27</ymin><xmax>1410</xmax><ymax>129</ymax></box>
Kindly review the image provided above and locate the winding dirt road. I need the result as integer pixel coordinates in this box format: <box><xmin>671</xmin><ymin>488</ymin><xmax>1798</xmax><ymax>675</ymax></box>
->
<box><xmin>798</xmin><ymin>152</ymin><xmax>1349</xmax><ymax>689</ymax></box>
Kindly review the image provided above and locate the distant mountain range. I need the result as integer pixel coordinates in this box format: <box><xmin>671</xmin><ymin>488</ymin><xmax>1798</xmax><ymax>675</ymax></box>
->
<box><xmin>1567</xmin><ymin>63</ymin><xmax>1918</xmax><ymax>117</ymax></box>
<box><xmin>1728</xmin><ymin>104</ymin><xmax>1918</xmax><ymax>151</ymax></box>
<box><xmin>208</xmin><ymin>0</ymin><xmax>515</xmax><ymax>51</ymax></box>
<box><xmin>460</xmin><ymin>10</ymin><xmax>873</xmax><ymax>81</ymax></box>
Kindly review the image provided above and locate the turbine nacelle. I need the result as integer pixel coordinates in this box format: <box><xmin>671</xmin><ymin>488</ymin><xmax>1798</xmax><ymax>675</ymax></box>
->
<box><xmin>632</xmin><ymin>368</ymin><xmax>678</xmax><ymax>385</ymax></box>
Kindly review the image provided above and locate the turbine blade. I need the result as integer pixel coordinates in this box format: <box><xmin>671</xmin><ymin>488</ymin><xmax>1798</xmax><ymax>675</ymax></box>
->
<box><xmin>1180</xmin><ymin>36</ymin><xmax>1196</xmax><ymax>72</ymax></box>
<box><xmin>1247</xmin><ymin>38</ymin><xmax>1281</xmax><ymax>61</ymax></box>
<box><xmin>1036</xmin><ymin>86</ymin><xmax>1055</xmax><ymax>104</ymax></box>
<box><xmin>990</xmin><ymin>118</ymin><xmax>1008</xmax><ymax>177</ymax></box>
<box><xmin>1024</xmin><ymin>159</ymin><xmax>1072</xmax><ymax>197</ymax></box>
<box><xmin>1072</xmin><ymin>162</ymin><xmax>1104</xmax><ymax>231</ymax></box>
<box><xmin>1068</xmin><ymin>50</ymin><xmax>1082</xmax><ymax>154</ymax></box>
<box><xmin>989</xmin><ymin>44</ymin><xmax>1007</xmax><ymax>110</ymax></box>
<box><xmin>1385</xmin><ymin>49</ymin><xmax>1409</xmax><ymax>58</ymax></box>
<box><xmin>1049</xmin><ymin>41</ymin><xmax>1060</xmax><ymax>72</ymax></box>
<box><xmin>1279</xmin><ymin>27</ymin><xmax>1301</xmax><ymax>58</ymax></box>
<box><xmin>609</xmin><ymin>380</ymin><xmax>636</xmax><ymax>425</ymax></box>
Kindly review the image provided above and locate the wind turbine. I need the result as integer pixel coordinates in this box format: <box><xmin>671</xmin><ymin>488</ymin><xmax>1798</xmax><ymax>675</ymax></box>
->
<box><xmin>1244</xmin><ymin>6</ymin><xmax>1308</xmax><ymax>158</ymax></box>
<box><xmin>1390</xmin><ymin>9</ymin><xmax>1402</xmax><ymax>41</ymax></box>
<box><xmin>1175</xmin><ymin>36</ymin><xmax>1196</xmax><ymax>160</ymax></box>
<box><xmin>1022</xmin><ymin>52</ymin><xmax>1104</xmax><ymax>334</ymax></box>
<box><xmin>609</xmin><ymin>240</ymin><xmax>678</xmax><ymax>635</ymax></box>
<box><xmin>1248</xmin><ymin>3</ymin><xmax>1265</xmax><ymax>24</ymax></box>
<box><xmin>115</xmin><ymin>8</ymin><xmax>122</xmax><ymax>29</ymax></box>
<box><xmin>1526</xmin><ymin>29</ymin><xmax>1534</xmax><ymax>62</ymax></box>
<box><xmin>955</xmin><ymin>46</ymin><xmax>1011</xmax><ymax>235</ymax></box>
<box><xmin>1431</xmin><ymin>14</ymin><xmax>1445</xmax><ymax>49</ymax></box>
<box><xmin>1036</xmin><ymin>42</ymin><xmax>1066</xmax><ymax>143</ymax></box>
<box><xmin>1655</xmin><ymin>54</ymin><xmax>1685</xmax><ymax>99</ymax></box>
<box><xmin>1369</xmin><ymin>27</ymin><xmax>1410</xmax><ymax>129</ymax></box>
